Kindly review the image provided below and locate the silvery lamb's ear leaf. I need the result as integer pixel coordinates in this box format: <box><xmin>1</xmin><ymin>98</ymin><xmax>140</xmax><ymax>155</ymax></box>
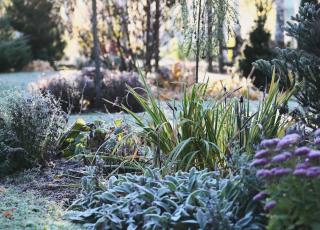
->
<box><xmin>94</xmin><ymin>217</ymin><xmax>109</xmax><ymax>229</ymax></box>
<box><xmin>83</xmin><ymin>223</ymin><xmax>96</xmax><ymax>229</ymax></box>
<box><xmin>63</xmin><ymin>211</ymin><xmax>85</xmax><ymax>222</ymax></box>
<box><xmin>112</xmin><ymin>185</ymin><xmax>131</xmax><ymax>194</ymax></box>
<box><xmin>80</xmin><ymin>207</ymin><xmax>100</xmax><ymax>218</ymax></box>
<box><xmin>144</xmin><ymin>167</ymin><xmax>154</xmax><ymax>178</ymax></box>
<box><xmin>162</xmin><ymin>198</ymin><xmax>178</xmax><ymax>209</ymax></box>
<box><xmin>145</xmin><ymin>213</ymin><xmax>162</xmax><ymax>220</ymax></box>
<box><xmin>108</xmin><ymin>175</ymin><xmax>117</xmax><ymax>189</ymax></box>
<box><xmin>135</xmin><ymin>184</ymin><xmax>155</xmax><ymax>201</ymax></box>
<box><xmin>196</xmin><ymin>209</ymin><xmax>207</xmax><ymax>229</ymax></box>
<box><xmin>182</xmin><ymin>219</ymin><xmax>198</xmax><ymax>224</ymax></box>
<box><xmin>143</xmin><ymin>220</ymin><xmax>161</xmax><ymax>229</ymax></box>
<box><xmin>99</xmin><ymin>191</ymin><xmax>118</xmax><ymax>203</ymax></box>
<box><xmin>186</xmin><ymin>189</ymin><xmax>207</xmax><ymax>205</ymax></box>
<box><xmin>142</xmin><ymin>206</ymin><xmax>160</xmax><ymax>215</ymax></box>
<box><xmin>127</xmin><ymin>223</ymin><xmax>138</xmax><ymax>230</ymax></box>
<box><xmin>198</xmin><ymin>171</ymin><xmax>208</xmax><ymax>181</ymax></box>
<box><xmin>188</xmin><ymin>175</ymin><xmax>197</xmax><ymax>192</ymax></box>
<box><xmin>171</xmin><ymin>212</ymin><xmax>182</xmax><ymax>222</ymax></box>
<box><xmin>157</xmin><ymin>187</ymin><xmax>171</xmax><ymax>197</ymax></box>
<box><xmin>236</xmin><ymin>211</ymin><xmax>253</xmax><ymax>228</ymax></box>
<box><xmin>109</xmin><ymin>214</ymin><xmax>122</xmax><ymax>224</ymax></box>
<box><xmin>164</xmin><ymin>180</ymin><xmax>177</xmax><ymax>191</ymax></box>
<box><xmin>152</xmin><ymin>201</ymin><xmax>170</xmax><ymax>212</ymax></box>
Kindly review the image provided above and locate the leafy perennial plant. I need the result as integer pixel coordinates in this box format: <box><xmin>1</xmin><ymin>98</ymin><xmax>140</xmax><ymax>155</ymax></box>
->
<box><xmin>65</xmin><ymin>167</ymin><xmax>265</xmax><ymax>230</ymax></box>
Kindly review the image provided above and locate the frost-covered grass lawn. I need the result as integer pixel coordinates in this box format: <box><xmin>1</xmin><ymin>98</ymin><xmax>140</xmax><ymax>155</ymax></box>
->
<box><xmin>0</xmin><ymin>72</ymin><xmax>56</xmax><ymax>90</ymax></box>
<box><xmin>0</xmin><ymin>186</ymin><xmax>81</xmax><ymax>230</ymax></box>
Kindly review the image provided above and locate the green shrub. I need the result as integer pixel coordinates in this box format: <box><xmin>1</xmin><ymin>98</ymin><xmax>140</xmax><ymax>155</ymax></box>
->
<box><xmin>0</xmin><ymin>90</ymin><xmax>66</xmax><ymax>176</ymax></box>
<box><xmin>123</xmin><ymin>73</ymin><xmax>293</xmax><ymax>172</ymax></box>
<box><xmin>0</xmin><ymin>37</ymin><xmax>32</xmax><ymax>72</ymax></box>
<box><xmin>65</xmin><ymin>167</ymin><xmax>265</xmax><ymax>229</ymax></box>
<box><xmin>6</xmin><ymin>0</ymin><xmax>66</xmax><ymax>62</ymax></box>
<box><xmin>239</xmin><ymin>0</ymin><xmax>276</xmax><ymax>89</ymax></box>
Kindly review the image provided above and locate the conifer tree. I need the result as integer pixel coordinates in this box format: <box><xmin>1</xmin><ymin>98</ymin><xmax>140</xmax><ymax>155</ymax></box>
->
<box><xmin>300</xmin><ymin>0</ymin><xmax>318</xmax><ymax>6</ymax></box>
<box><xmin>255</xmin><ymin>2</ymin><xmax>320</xmax><ymax>127</ymax></box>
<box><xmin>239</xmin><ymin>0</ymin><xmax>275</xmax><ymax>89</ymax></box>
<box><xmin>6</xmin><ymin>0</ymin><xmax>65</xmax><ymax>66</ymax></box>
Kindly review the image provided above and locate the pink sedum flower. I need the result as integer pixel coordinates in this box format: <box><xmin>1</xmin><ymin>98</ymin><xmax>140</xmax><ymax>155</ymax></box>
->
<box><xmin>277</xmin><ymin>134</ymin><xmax>300</xmax><ymax>149</ymax></box>
<box><xmin>307</xmin><ymin>150</ymin><xmax>320</xmax><ymax>159</ymax></box>
<box><xmin>294</xmin><ymin>147</ymin><xmax>310</xmax><ymax>156</ymax></box>
<box><xmin>253</xmin><ymin>191</ymin><xmax>268</xmax><ymax>201</ymax></box>
<box><xmin>261</xmin><ymin>138</ymin><xmax>280</xmax><ymax>149</ymax></box>
<box><xmin>254</xmin><ymin>150</ymin><xmax>269</xmax><ymax>159</ymax></box>
<box><xmin>264</xmin><ymin>200</ymin><xmax>277</xmax><ymax>211</ymax></box>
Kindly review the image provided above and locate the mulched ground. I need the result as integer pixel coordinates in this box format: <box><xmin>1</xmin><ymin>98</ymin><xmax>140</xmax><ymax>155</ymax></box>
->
<box><xmin>0</xmin><ymin>159</ymin><xmax>85</xmax><ymax>206</ymax></box>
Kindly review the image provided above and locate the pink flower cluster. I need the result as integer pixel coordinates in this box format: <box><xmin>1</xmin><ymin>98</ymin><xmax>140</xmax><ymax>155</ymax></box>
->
<box><xmin>250</xmin><ymin>130</ymin><xmax>320</xmax><ymax>210</ymax></box>
<box><xmin>251</xmin><ymin>132</ymin><xmax>320</xmax><ymax>179</ymax></box>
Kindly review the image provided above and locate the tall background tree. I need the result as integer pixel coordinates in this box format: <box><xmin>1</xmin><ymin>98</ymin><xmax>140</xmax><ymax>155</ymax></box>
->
<box><xmin>91</xmin><ymin>0</ymin><xmax>102</xmax><ymax>108</ymax></box>
<box><xmin>275</xmin><ymin>0</ymin><xmax>285</xmax><ymax>48</ymax></box>
<box><xmin>6</xmin><ymin>0</ymin><xmax>66</xmax><ymax>67</ymax></box>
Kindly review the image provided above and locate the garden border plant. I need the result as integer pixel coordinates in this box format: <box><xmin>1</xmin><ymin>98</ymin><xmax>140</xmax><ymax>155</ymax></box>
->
<box><xmin>121</xmin><ymin>72</ymin><xmax>294</xmax><ymax>173</ymax></box>
<box><xmin>251</xmin><ymin>130</ymin><xmax>320</xmax><ymax>229</ymax></box>
<box><xmin>65</xmin><ymin>165</ymin><xmax>266</xmax><ymax>229</ymax></box>
<box><xmin>0</xmin><ymin>89</ymin><xmax>66</xmax><ymax>176</ymax></box>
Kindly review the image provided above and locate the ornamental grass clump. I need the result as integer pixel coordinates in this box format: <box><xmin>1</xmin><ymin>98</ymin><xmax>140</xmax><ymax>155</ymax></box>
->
<box><xmin>251</xmin><ymin>130</ymin><xmax>320</xmax><ymax>229</ymax></box>
<box><xmin>124</xmin><ymin>72</ymin><xmax>293</xmax><ymax>173</ymax></box>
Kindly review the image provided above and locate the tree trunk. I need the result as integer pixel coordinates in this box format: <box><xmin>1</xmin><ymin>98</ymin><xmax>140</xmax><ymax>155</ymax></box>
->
<box><xmin>206</xmin><ymin>0</ymin><xmax>214</xmax><ymax>72</ymax></box>
<box><xmin>91</xmin><ymin>0</ymin><xmax>102</xmax><ymax>108</ymax></box>
<box><xmin>275</xmin><ymin>0</ymin><xmax>285</xmax><ymax>48</ymax></box>
<box><xmin>153</xmin><ymin>0</ymin><xmax>161</xmax><ymax>72</ymax></box>
<box><xmin>217</xmin><ymin>0</ymin><xmax>225</xmax><ymax>73</ymax></box>
<box><xmin>145</xmin><ymin>0</ymin><xmax>152</xmax><ymax>72</ymax></box>
<box><xmin>195</xmin><ymin>0</ymin><xmax>202</xmax><ymax>83</ymax></box>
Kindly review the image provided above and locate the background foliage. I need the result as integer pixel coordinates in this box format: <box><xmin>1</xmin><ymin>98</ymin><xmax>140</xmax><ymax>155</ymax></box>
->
<box><xmin>6</xmin><ymin>0</ymin><xmax>65</xmax><ymax>65</ymax></box>
<box><xmin>255</xmin><ymin>2</ymin><xmax>320</xmax><ymax>127</ymax></box>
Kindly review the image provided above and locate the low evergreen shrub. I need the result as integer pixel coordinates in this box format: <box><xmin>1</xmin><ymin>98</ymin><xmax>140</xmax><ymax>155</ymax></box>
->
<box><xmin>0</xmin><ymin>38</ymin><xmax>32</xmax><ymax>72</ymax></box>
<box><xmin>0</xmin><ymin>91</ymin><xmax>66</xmax><ymax>176</ymax></box>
